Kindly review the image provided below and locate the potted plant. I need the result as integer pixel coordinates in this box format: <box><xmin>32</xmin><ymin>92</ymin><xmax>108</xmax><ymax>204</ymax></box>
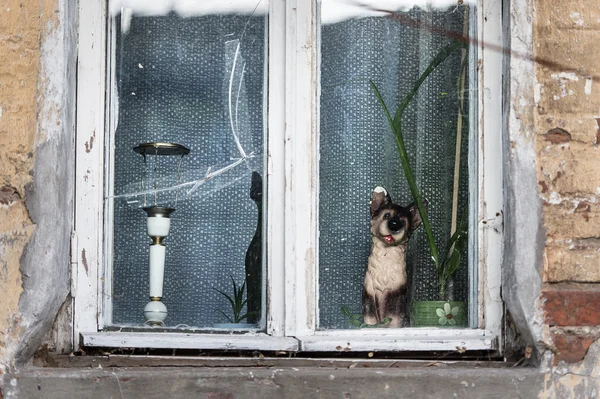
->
<box><xmin>341</xmin><ymin>306</ymin><xmax>392</xmax><ymax>328</ymax></box>
<box><xmin>213</xmin><ymin>276</ymin><xmax>255</xmax><ymax>329</ymax></box>
<box><xmin>370</xmin><ymin>39</ymin><xmax>469</xmax><ymax>327</ymax></box>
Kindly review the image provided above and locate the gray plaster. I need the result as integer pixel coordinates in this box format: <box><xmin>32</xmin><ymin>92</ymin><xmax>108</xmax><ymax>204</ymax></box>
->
<box><xmin>9</xmin><ymin>366</ymin><xmax>545</xmax><ymax>399</ymax></box>
<box><xmin>501</xmin><ymin>0</ymin><xmax>545</xmax><ymax>363</ymax></box>
<box><xmin>15</xmin><ymin>0</ymin><xmax>77</xmax><ymax>366</ymax></box>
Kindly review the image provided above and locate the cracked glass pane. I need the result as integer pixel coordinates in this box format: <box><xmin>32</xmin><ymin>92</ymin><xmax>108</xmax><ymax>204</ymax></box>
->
<box><xmin>106</xmin><ymin>1</ymin><xmax>267</xmax><ymax>329</ymax></box>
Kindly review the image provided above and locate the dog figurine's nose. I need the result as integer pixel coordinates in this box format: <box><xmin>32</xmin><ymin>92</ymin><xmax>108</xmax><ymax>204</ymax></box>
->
<box><xmin>387</xmin><ymin>219</ymin><xmax>404</xmax><ymax>233</ymax></box>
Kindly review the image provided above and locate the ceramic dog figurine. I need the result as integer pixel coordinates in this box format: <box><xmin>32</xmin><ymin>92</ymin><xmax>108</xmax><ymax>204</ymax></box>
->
<box><xmin>363</xmin><ymin>187</ymin><xmax>424</xmax><ymax>328</ymax></box>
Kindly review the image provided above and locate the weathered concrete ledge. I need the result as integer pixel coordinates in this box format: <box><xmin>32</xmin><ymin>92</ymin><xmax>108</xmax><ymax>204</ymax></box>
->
<box><xmin>5</xmin><ymin>366</ymin><xmax>543</xmax><ymax>398</ymax></box>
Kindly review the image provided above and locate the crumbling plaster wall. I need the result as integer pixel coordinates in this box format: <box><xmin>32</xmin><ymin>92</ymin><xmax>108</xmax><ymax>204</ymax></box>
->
<box><xmin>534</xmin><ymin>0</ymin><xmax>600</xmax><ymax>362</ymax></box>
<box><xmin>1</xmin><ymin>0</ymin><xmax>600</xmax><ymax>397</ymax></box>
<box><xmin>0</xmin><ymin>0</ymin><xmax>76</xmax><ymax>378</ymax></box>
<box><xmin>531</xmin><ymin>0</ymin><xmax>600</xmax><ymax>395</ymax></box>
<box><xmin>503</xmin><ymin>0</ymin><xmax>546</xmax><ymax>365</ymax></box>
<box><xmin>503</xmin><ymin>0</ymin><xmax>600</xmax><ymax>395</ymax></box>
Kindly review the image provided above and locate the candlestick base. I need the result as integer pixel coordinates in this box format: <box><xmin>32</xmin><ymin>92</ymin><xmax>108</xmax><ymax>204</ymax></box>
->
<box><xmin>144</xmin><ymin>299</ymin><xmax>167</xmax><ymax>325</ymax></box>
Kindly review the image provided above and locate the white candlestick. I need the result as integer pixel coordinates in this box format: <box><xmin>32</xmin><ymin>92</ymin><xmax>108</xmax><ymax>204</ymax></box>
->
<box><xmin>143</xmin><ymin>206</ymin><xmax>175</xmax><ymax>325</ymax></box>
<box><xmin>148</xmin><ymin>245</ymin><xmax>165</xmax><ymax>298</ymax></box>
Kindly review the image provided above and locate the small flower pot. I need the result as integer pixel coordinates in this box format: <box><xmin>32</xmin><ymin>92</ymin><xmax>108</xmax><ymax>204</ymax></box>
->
<box><xmin>410</xmin><ymin>301</ymin><xmax>467</xmax><ymax>327</ymax></box>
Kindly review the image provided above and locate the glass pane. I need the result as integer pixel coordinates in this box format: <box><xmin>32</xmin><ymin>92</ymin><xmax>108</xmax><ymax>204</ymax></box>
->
<box><xmin>107</xmin><ymin>2</ymin><xmax>268</xmax><ymax>329</ymax></box>
<box><xmin>318</xmin><ymin>2</ymin><xmax>474</xmax><ymax>329</ymax></box>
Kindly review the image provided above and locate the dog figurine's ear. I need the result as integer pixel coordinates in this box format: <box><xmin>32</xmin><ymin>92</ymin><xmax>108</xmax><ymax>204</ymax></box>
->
<box><xmin>370</xmin><ymin>186</ymin><xmax>392</xmax><ymax>216</ymax></box>
<box><xmin>407</xmin><ymin>199</ymin><xmax>428</xmax><ymax>232</ymax></box>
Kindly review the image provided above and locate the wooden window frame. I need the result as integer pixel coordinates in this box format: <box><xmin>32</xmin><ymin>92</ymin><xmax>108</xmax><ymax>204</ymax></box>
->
<box><xmin>73</xmin><ymin>0</ymin><xmax>503</xmax><ymax>354</ymax></box>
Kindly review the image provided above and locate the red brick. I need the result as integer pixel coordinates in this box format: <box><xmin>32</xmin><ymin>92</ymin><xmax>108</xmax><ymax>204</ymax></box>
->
<box><xmin>542</xmin><ymin>285</ymin><xmax>600</xmax><ymax>326</ymax></box>
<box><xmin>551</xmin><ymin>331</ymin><xmax>597</xmax><ymax>365</ymax></box>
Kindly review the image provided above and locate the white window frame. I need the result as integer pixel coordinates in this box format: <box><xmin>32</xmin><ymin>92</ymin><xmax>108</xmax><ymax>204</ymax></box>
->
<box><xmin>73</xmin><ymin>0</ymin><xmax>503</xmax><ymax>354</ymax></box>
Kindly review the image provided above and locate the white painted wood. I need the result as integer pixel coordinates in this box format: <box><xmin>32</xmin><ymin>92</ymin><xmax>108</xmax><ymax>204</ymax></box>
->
<box><xmin>267</xmin><ymin>0</ymin><xmax>287</xmax><ymax>337</ymax></box>
<box><xmin>478</xmin><ymin>0</ymin><xmax>504</xmax><ymax>350</ymax></box>
<box><xmin>73</xmin><ymin>0</ymin><xmax>504</xmax><ymax>355</ymax></box>
<box><xmin>305</xmin><ymin>0</ymin><xmax>502</xmax><ymax>343</ymax></box>
<box><xmin>81</xmin><ymin>332</ymin><xmax>299</xmax><ymax>352</ymax></box>
<box><xmin>312</xmin><ymin>328</ymin><xmax>494</xmax><ymax>338</ymax></box>
<box><xmin>74</xmin><ymin>0</ymin><xmax>107</xmax><ymax>350</ymax></box>
<box><xmin>299</xmin><ymin>333</ymin><xmax>496</xmax><ymax>352</ymax></box>
<box><xmin>284</xmin><ymin>0</ymin><xmax>318</xmax><ymax>337</ymax></box>
<box><xmin>102</xmin><ymin>12</ymin><xmax>119</xmax><ymax>329</ymax></box>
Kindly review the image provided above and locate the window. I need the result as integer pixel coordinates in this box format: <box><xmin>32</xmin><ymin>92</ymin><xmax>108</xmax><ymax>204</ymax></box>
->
<box><xmin>74</xmin><ymin>0</ymin><xmax>503</xmax><ymax>353</ymax></box>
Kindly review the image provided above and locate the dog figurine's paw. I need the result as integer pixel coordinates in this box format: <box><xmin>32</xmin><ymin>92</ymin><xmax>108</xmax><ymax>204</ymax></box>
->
<box><xmin>362</xmin><ymin>186</ymin><xmax>425</xmax><ymax>327</ymax></box>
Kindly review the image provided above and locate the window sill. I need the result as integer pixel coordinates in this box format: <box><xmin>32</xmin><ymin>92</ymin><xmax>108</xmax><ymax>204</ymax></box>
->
<box><xmin>300</xmin><ymin>329</ymin><xmax>496</xmax><ymax>352</ymax></box>
<box><xmin>81</xmin><ymin>332</ymin><xmax>299</xmax><ymax>352</ymax></box>
<box><xmin>12</xmin><ymin>364</ymin><xmax>543</xmax><ymax>399</ymax></box>
<box><xmin>81</xmin><ymin>328</ymin><xmax>496</xmax><ymax>353</ymax></box>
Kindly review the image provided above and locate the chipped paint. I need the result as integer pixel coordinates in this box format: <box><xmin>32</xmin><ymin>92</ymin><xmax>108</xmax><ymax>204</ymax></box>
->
<box><xmin>551</xmin><ymin>72</ymin><xmax>579</xmax><ymax>82</ymax></box>
<box><xmin>584</xmin><ymin>79</ymin><xmax>592</xmax><ymax>95</ymax></box>
<box><xmin>81</xmin><ymin>248</ymin><xmax>89</xmax><ymax>274</ymax></box>
<box><xmin>569</xmin><ymin>11</ymin><xmax>584</xmax><ymax>26</ymax></box>
<box><xmin>534</xmin><ymin>83</ymin><xmax>543</xmax><ymax>104</ymax></box>
<box><xmin>84</xmin><ymin>130</ymin><xmax>96</xmax><ymax>153</ymax></box>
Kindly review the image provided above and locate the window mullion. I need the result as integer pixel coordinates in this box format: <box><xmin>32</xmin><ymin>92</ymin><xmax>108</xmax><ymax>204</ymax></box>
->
<box><xmin>283</xmin><ymin>0</ymin><xmax>319</xmax><ymax>337</ymax></box>
<box><xmin>478</xmin><ymin>0</ymin><xmax>504</xmax><ymax>347</ymax></box>
<box><xmin>267</xmin><ymin>0</ymin><xmax>287</xmax><ymax>337</ymax></box>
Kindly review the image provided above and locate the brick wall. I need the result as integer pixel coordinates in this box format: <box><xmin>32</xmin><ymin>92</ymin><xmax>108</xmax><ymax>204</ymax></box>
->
<box><xmin>535</xmin><ymin>0</ymin><xmax>600</xmax><ymax>365</ymax></box>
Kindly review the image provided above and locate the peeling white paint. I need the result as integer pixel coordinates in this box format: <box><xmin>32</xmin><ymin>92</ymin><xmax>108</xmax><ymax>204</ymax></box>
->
<box><xmin>534</xmin><ymin>83</ymin><xmax>543</xmax><ymax>104</ymax></box>
<box><xmin>39</xmin><ymin>12</ymin><xmax>68</xmax><ymax>141</ymax></box>
<box><xmin>549</xmin><ymin>191</ymin><xmax>562</xmax><ymax>205</ymax></box>
<box><xmin>570</xmin><ymin>11</ymin><xmax>584</xmax><ymax>26</ymax></box>
<box><xmin>552</xmin><ymin>72</ymin><xmax>579</xmax><ymax>81</ymax></box>
<box><xmin>585</xmin><ymin>79</ymin><xmax>592</xmax><ymax>95</ymax></box>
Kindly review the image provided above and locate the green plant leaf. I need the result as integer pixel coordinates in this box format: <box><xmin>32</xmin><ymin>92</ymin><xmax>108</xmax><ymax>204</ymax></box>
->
<box><xmin>236</xmin><ymin>313</ymin><xmax>249</xmax><ymax>323</ymax></box>
<box><xmin>440</xmin><ymin>210</ymin><xmax>468</xmax><ymax>286</ymax></box>
<box><xmin>231</xmin><ymin>276</ymin><xmax>238</xmax><ymax>296</ymax></box>
<box><xmin>371</xmin><ymin>81</ymin><xmax>438</xmax><ymax>269</ymax></box>
<box><xmin>213</xmin><ymin>288</ymin><xmax>236</xmax><ymax>310</ymax></box>
<box><xmin>214</xmin><ymin>275</ymin><xmax>251</xmax><ymax>323</ymax></box>
<box><xmin>217</xmin><ymin>310</ymin><xmax>233</xmax><ymax>323</ymax></box>
<box><xmin>371</xmin><ymin>39</ymin><xmax>467</xmax><ymax>300</ymax></box>
<box><xmin>392</xmin><ymin>40</ymin><xmax>465</xmax><ymax>127</ymax></box>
